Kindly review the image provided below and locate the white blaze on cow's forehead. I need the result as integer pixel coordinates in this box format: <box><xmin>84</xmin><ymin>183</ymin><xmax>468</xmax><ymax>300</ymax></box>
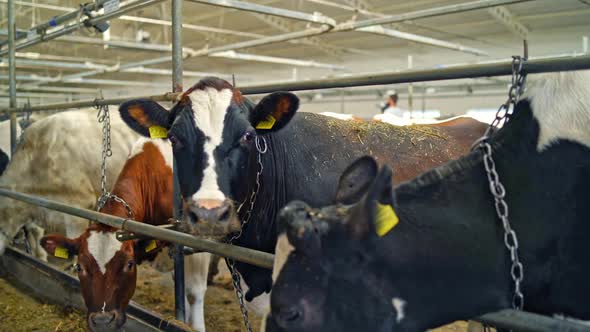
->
<box><xmin>525</xmin><ymin>70</ymin><xmax>590</xmax><ymax>151</ymax></box>
<box><xmin>391</xmin><ymin>297</ymin><xmax>406</xmax><ymax>323</ymax></box>
<box><xmin>272</xmin><ymin>233</ymin><xmax>295</xmax><ymax>283</ymax></box>
<box><xmin>87</xmin><ymin>231</ymin><xmax>122</xmax><ymax>274</ymax></box>
<box><xmin>189</xmin><ymin>87</ymin><xmax>233</xmax><ymax>203</ymax></box>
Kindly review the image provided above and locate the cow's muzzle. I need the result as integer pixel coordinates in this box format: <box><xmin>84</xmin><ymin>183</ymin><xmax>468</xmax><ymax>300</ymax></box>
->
<box><xmin>88</xmin><ymin>310</ymin><xmax>125</xmax><ymax>332</ymax></box>
<box><xmin>180</xmin><ymin>199</ymin><xmax>241</xmax><ymax>239</ymax></box>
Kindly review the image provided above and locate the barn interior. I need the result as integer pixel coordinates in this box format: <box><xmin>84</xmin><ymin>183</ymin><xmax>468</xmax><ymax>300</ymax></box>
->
<box><xmin>1</xmin><ymin>1</ymin><xmax>590</xmax><ymax>332</ymax></box>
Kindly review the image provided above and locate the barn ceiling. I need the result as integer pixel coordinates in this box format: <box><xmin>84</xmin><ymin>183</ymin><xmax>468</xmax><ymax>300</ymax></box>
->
<box><xmin>0</xmin><ymin>0</ymin><xmax>589</xmax><ymax>105</ymax></box>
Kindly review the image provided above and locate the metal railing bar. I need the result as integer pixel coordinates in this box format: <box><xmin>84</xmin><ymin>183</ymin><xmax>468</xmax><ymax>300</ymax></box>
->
<box><xmin>239</xmin><ymin>54</ymin><xmax>590</xmax><ymax>94</ymax></box>
<box><xmin>0</xmin><ymin>188</ymin><xmax>274</xmax><ymax>269</ymax></box>
<box><xmin>2</xmin><ymin>54</ymin><xmax>589</xmax><ymax>113</ymax></box>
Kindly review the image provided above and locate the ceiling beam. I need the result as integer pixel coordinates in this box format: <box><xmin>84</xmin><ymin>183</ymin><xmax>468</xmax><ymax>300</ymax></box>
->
<box><xmin>487</xmin><ymin>5</ymin><xmax>530</xmax><ymax>39</ymax></box>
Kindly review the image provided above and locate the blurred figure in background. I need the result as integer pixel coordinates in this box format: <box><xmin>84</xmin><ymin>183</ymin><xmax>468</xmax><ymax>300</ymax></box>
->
<box><xmin>380</xmin><ymin>90</ymin><xmax>404</xmax><ymax>117</ymax></box>
<box><xmin>375</xmin><ymin>90</ymin><xmax>410</xmax><ymax>125</ymax></box>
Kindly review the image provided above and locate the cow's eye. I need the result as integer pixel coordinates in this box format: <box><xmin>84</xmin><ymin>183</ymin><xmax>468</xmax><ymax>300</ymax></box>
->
<box><xmin>75</xmin><ymin>263</ymin><xmax>83</xmax><ymax>273</ymax></box>
<box><xmin>241</xmin><ymin>131</ymin><xmax>256</xmax><ymax>144</ymax></box>
<box><xmin>127</xmin><ymin>260</ymin><xmax>135</xmax><ymax>271</ymax></box>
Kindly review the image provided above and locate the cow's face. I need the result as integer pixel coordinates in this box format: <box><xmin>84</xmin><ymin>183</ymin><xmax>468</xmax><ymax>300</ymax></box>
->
<box><xmin>119</xmin><ymin>77</ymin><xmax>299</xmax><ymax>231</ymax></box>
<box><xmin>41</xmin><ymin>229</ymin><xmax>160</xmax><ymax>332</ymax></box>
<box><xmin>267</xmin><ymin>157</ymin><xmax>404</xmax><ymax>332</ymax></box>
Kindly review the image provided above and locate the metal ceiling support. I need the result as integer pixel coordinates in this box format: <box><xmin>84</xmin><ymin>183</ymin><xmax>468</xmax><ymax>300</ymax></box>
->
<box><xmin>0</xmin><ymin>91</ymin><xmax>85</xmax><ymax>99</ymax></box>
<box><xmin>7</xmin><ymin>0</ymin><xmax>17</xmax><ymax>154</ymax></box>
<box><xmin>15</xmin><ymin>51</ymin><xmax>117</xmax><ymax>64</ymax></box>
<box><xmin>0</xmin><ymin>0</ymin><xmax>166</xmax><ymax>56</ymax></box>
<box><xmin>26</xmin><ymin>0</ymin><xmax>529</xmax><ymax>84</ymax></box>
<box><xmin>123</xmin><ymin>67</ymin><xmax>236</xmax><ymax>78</ymax></box>
<box><xmin>334</xmin><ymin>0</ymin><xmax>534</xmax><ymax>31</ymax></box>
<box><xmin>0</xmin><ymin>58</ymin><xmax>235</xmax><ymax>77</ymax></box>
<box><xmin>0</xmin><ymin>0</ymin><xmax>263</xmax><ymax>39</ymax></box>
<box><xmin>187</xmin><ymin>0</ymin><xmax>336</xmax><ymax>26</ymax></box>
<box><xmin>487</xmin><ymin>6</ymin><xmax>530</xmax><ymax>39</ymax></box>
<box><xmin>305</xmin><ymin>0</ymin><xmax>488</xmax><ymax>56</ymax></box>
<box><xmin>28</xmin><ymin>0</ymin><xmax>109</xmax><ymax>36</ymax></box>
<box><xmin>210</xmin><ymin>50</ymin><xmax>345</xmax><ymax>70</ymax></box>
<box><xmin>340</xmin><ymin>0</ymin><xmax>373</xmax><ymax>15</ymax></box>
<box><xmin>46</xmin><ymin>35</ymin><xmax>344</xmax><ymax>69</ymax></box>
<box><xmin>0</xmin><ymin>74</ymin><xmax>167</xmax><ymax>87</ymax></box>
<box><xmin>1</xmin><ymin>58</ymin><xmax>109</xmax><ymax>70</ymax></box>
<box><xmin>304</xmin><ymin>0</ymin><xmax>384</xmax><ymax>17</ymax></box>
<box><xmin>0</xmin><ymin>84</ymin><xmax>97</xmax><ymax>93</ymax></box>
<box><xmin>357</xmin><ymin>26</ymin><xmax>488</xmax><ymax>56</ymax></box>
<box><xmin>250</xmin><ymin>13</ymin><xmax>345</xmax><ymax>56</ymax></box>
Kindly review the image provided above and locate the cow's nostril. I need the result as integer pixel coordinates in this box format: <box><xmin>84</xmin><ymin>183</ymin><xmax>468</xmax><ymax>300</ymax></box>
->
<box><xmin>218</xmin><ymin>206</ymin><xmax>231</xmax><ymax>222</ymax></box>
<box><xmin>188</xmin><ymin>210</ymin><xmax>198</xmax><ymax>224</ymax></box>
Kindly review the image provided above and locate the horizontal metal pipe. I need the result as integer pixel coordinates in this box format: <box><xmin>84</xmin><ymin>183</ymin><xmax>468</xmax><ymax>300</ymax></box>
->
<box><xmin>0</xmin><ymin>92</ymin><xmax>179</xmax><ymax>113</ymax></box>
<box><xmin>3</xmin><ymin>54</ymin><xmax>589</xmax><ymax>113</ymax></box>
<box><xmin>0</xmin><ymin>0</ymin><xmax>166</xmax><ymax>56</ymax></box>
<box><xmin>187</xmin><ymin>0</ymin><xmax>336</xmax><ymax>26</ymax></box>
<box><xmin>333</xmin><ymin>0</ymin><xmax>535</xmax><ymax>31</ymax></box>
<box><xmin>0</xmin><ymin>188</ymin><xmax>274</xmax><ymax>269</ymax></box>
<box><xmin>476</xmin><ymin>309</ymin><xmax>590</xmax><ymax>332</ymax></box>
<box><xmin>356</xmin><ymin>26</ymin><xmax>488</xmax><ymax>56</ymax></box>
<box><xmin>239</xmin><ymin>54</ymin><xmax>590</xmax><ymax>94</ymax></box>
<box><xmin>0</xmin><ymin>0</ymin><xmax>263</xmax><ymax>39</ymax></box>
<box><xmin>29</xmin><ymin>0</ymin><xmax>109</xmax><ymax>35</ymax></box>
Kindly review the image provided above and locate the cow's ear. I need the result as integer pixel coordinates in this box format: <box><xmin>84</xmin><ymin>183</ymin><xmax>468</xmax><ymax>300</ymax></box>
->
<box><xmin>347</xmin><ymin>165</ymin><xmax>398</xmax><ymax>239</ymax></box>
<box><xmin>250</xmin><ymin>92</ymin><xmax>299</xmax><ymax>133</ymax></box>
<box><xmin>41</xmin><ymin>234</ymin><xmax>80</xmax><ymax>259</ymax></box>
<box><xmin>335</xmin><ymin>156</ymin><xmax>378</xmax><ymax>205</ymax></box>
<box><xmin>119</xmin><ymin>99</ymin><xmax>170</xmax><ymax>138</ymax></box>
<box><xmin>133</xmin><ymin>239</ymin><xmax>165</xmax><ymax>264</ymax></box>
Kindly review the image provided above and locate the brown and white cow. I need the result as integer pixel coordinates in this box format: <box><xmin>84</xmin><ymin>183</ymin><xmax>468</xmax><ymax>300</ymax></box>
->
<box><xmin>41</xmin><ymin>137</ymin><xmax>210</xmax><ymax>332</ymax></box>
<box><xmin>0</xmin><ymin>110</ymin><xmax>138</xmax><ymax>258</ymax></box>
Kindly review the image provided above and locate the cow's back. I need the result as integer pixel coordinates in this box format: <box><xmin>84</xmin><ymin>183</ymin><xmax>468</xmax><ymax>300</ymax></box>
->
<box><xmin>0</xmin><ymin>110</ymin><xmax>139</xmax><ymax>241</ymax></box>
<box><xmin>285</xmin><ymin>113</ymin><xmax>484</xmax><ymax>186</ymax></box>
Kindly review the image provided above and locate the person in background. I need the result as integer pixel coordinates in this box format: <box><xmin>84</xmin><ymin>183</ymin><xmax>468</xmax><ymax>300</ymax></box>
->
<box><xmin>380</xmin><ymin>90</ymin><xmax>404</xmax><ymax>117</ymax></box>
<box><xmin>375</xmin><ymin>90</ymin><xmax>410</xmax><ymax>125</ymax></box>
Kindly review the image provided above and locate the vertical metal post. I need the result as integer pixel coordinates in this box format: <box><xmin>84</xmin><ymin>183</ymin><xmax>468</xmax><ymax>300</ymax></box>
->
<box><xmin>8</xmin><ymin>0</ymin><xmax>17</xmax><ymax>155</ymax></box>
<box><xmin>407</xmin><ymin>55</ymin><xmax>414</xmax><ymax>114</ymax></box>
<box><xmin>171</xmin><ymin>0</ymin><xmax>185</xmax><ymax>323</ymax></box>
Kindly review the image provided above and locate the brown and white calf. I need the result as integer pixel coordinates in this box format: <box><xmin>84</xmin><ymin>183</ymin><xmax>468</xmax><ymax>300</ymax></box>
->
<box><xmin>41</xmin><ymin>137</ymin><xmax>210</xmax><ymax>332</ymax></box>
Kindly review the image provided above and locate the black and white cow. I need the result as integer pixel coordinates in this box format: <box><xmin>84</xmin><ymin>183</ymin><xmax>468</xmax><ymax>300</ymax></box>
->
<box><xmin>266</xmin><ymin>70</ymin><xmax>590</xmax><ymax>331</ymax></box>
<box><xmin>118</xmin><ymin>77</ymin><xmax>487</xmax><ymax>313</ymax></box>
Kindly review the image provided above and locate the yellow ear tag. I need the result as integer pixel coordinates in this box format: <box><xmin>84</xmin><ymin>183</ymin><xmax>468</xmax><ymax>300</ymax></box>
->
<box><xmin>145</xmin><ymin>240</ymin><xmax>157</xmax><ymax>253</ymax></box>
<box><xmin>255</xmin><ymin>115</ymin><xmax>276</xmax><ymax>130</ymax></box>
<box><xmin>54</xmin><ymin>246</ymin><xmax>69</xmax><ymax>259</ymax></box>
<box><xmin>149</xmin><ymin>125</ymin><xmax>168</xmax><ymax>139</ymax></box>
<box><xmin>375</xmin><ymin>202</ymin><xmax>399</xmax><ymax>237</ymax></box>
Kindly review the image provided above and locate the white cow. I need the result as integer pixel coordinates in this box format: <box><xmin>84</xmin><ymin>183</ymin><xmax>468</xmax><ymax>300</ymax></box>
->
<box><xmin>0</xmin><ymin>109</ymin><xmax>139</xmax><ymax>258</ymax></box>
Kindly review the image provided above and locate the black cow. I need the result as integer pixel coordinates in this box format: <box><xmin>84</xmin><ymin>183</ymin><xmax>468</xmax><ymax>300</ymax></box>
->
<box><xmin>118</xmin><ymin>77</ymin><xmax>487</xmax><ymax>313</ymax></box>
<box><xmin>267</xmin><ymin>70</ymin><xmax>590</xmax><ymax>331</ymax></box>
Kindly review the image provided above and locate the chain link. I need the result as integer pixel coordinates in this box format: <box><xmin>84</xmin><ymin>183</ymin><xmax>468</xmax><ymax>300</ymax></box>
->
<box><xmin>474</xmin><ymin>54</ymin><xmax>527</xmax><ymax>311</ymax></box>
<box><xmin>95</xmin><ymin>97</ymin><xmax>134</xmax><ymax>219</ymax></box>
<box><xmin>226</xmin><ymin>135</ymin><xmax>267</xmax><ymax>332</ymax></box>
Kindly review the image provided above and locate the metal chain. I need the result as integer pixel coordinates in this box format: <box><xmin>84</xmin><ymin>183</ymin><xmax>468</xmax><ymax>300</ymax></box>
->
<box><xmin>226</xmin><ymin>135</ymin><xmax>267</xmax><ymax>332</ymax></box>
<box><xmin>95</xmin><ymin>97</ymin><xmax>134</xmax><ymax>219</ymax></box>
<box><xmin>473</xmin><ymin>54</ymin><xmax>527</xmax><ymax>311</ymax></box>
